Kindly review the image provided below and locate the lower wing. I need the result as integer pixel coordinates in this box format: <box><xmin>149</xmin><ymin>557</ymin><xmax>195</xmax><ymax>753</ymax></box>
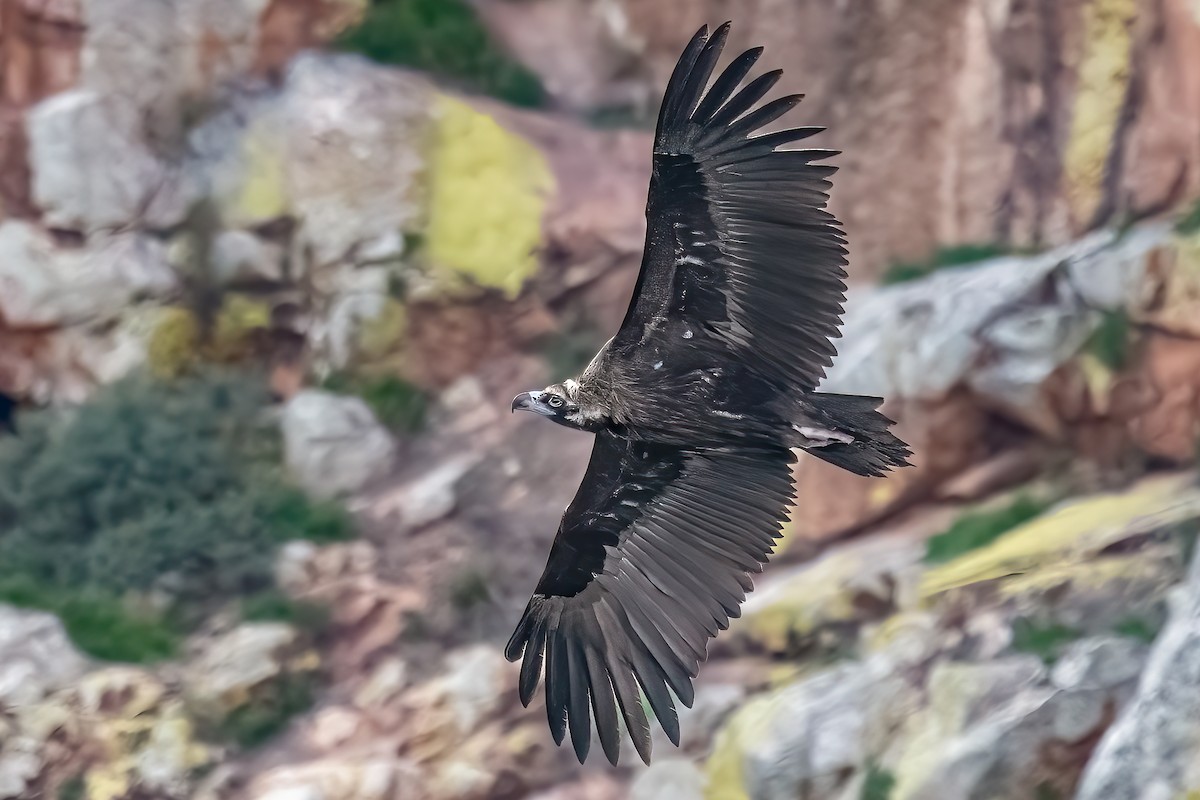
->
<box><xmin>505</xmin><ymin>430</ymin><xmax>796</xmax><ymax>764</ymax></box>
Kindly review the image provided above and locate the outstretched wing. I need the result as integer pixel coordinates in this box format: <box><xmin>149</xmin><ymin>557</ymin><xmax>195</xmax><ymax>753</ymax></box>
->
<box><xmin>505</xmin><ymin>431</ymin><xmax>795</xmax><ymax>765</ymax></box>
<box><xmin>613</xmin><ymin>22</ymin><xmax>848</xmax><ymax>392</ymax></box>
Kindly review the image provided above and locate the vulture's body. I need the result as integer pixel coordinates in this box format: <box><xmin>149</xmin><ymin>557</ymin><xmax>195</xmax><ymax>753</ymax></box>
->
<box><xmin>507</xmin><ymin>23</ymin><xmax>911</xmax><ymax>765</ymax></box>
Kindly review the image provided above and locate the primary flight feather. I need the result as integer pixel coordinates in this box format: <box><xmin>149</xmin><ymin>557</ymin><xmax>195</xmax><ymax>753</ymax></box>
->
<box><xmin>507</xmin><ymin>22</ymin><xmax>911</xmax><ymax>766</ymax></box>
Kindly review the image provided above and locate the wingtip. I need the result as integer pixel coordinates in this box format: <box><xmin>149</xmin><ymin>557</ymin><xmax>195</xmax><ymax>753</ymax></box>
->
<box><xmin>571</xmin><ymin>733</ymin><xmax>591</xmax><ymax>764</ymax></box>
<box><xmin>661</xmin><ymin>713</ymin><xmax>682</xmax><ymax>747</ymax></box>
<box><xmin>706</xmin><ymin>21</ymin><xmax>731</xmax><ymax>53</ymax></box>
<box><xmin>601</xmin><ymin>740</ymin><xmax>622</xmax><ymax>767</ymax></box>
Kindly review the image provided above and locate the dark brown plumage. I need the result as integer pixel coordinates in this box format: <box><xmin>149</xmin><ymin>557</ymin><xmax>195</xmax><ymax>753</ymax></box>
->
<box><xmin>507</xmin><ymin>22</ymin><xmax>911</xmax><ymax>765</ymax></box>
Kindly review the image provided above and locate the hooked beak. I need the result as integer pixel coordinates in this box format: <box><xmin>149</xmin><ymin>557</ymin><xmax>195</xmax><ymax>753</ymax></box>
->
<box><xmin>511</xmin><ymin>391</ymin><xmax>555</xmax><ymax>416</ymax></box>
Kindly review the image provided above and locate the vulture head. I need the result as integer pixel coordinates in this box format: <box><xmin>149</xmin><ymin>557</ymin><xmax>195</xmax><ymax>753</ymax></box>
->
<box><xmin>511</xmin><ymin>380</ymin><xmax>602</xmax><ymax>431</ymax></box>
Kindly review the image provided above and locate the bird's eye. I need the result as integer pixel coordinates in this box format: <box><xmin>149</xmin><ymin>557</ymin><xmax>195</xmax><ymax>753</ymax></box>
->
<box><xmin>547</xmin><ymin>395</ymin><xmax>564</xmax><ymax>408</ymax></box>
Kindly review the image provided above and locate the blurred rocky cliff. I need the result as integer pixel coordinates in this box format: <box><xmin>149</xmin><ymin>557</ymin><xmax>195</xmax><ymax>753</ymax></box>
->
<box><xmin>479</xmin><ymin>0</ymin><xmax>1200</xmax><ymax>277</ymax></box>
<box><xmin>3</xmin><ymin>1</ymin><xmax>1200</xmax><ymax>800</ymax></box>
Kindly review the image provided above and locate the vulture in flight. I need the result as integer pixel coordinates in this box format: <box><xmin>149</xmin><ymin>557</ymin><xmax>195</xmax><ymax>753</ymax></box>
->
<box><xmin>507</xmin><ymin>22</ymin><xmax>911</xmax><ymax>765</ymax></box>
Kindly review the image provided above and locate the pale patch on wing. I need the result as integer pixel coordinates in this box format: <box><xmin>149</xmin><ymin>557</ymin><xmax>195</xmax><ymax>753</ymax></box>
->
<box><xmin>793</xmin><ymin>424</ymin><xmax>853</xmax><ymax>446</ymax></box>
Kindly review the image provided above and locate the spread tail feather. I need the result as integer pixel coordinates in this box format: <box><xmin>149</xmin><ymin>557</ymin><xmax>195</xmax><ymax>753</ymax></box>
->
<box><xmin>801</xmin><ymin>393</ymin><xmax>911</xmax><ymax>477</ymax></box>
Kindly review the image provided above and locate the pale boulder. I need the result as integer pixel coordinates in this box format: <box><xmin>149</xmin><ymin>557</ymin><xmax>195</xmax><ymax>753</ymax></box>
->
<box><xmin>282</xmin><ymin>390</ymin><xmax>396</xmax><ymax>498</ymax></box>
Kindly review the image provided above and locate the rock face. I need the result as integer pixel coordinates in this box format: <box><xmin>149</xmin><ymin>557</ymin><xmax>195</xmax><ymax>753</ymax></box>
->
<box><xmin>1076</xmin><ymin>549</ymin><xmax>1200</xmax><ymax>799</ymax></box>
<box><xmin>707</xmin><ymin>658</ymin><xmax>915</xmax><ymax>800</ymax></box>
<box><xmin>27</xmin><ymin>89</ymin><xmax>191</xmax><ymax>231</ymax></box>
<box><xmin>630</xmin><ymin>759</ymin><xmax>707</xmax><ymax>800</ymax></box>
<box><xmin>704</xmin><ymin>470</ymin><xmax>1198</xmax><ymax>800</ymax></box>
<box><xmin>887</xmin><ymin>652</ymin><xmax>1142</xmax><ymax>800</ymax></box>
<box><xmin>191</xmin><ymin>53</ymin><xmax>430</xmax><ymax>264</ymax></box>
<box><xmin>2</xmin><ymin>0</ymin><xmax>366</xmax><ymax>221</ymax></box>
<box><xmin>3</xmin><ymin>30</ymin><xmax>636</xmax><ymax>404</ymax></box>
<box><xmin>789</xmin><ymin>223</ymin><xmax>1195</xmax><ymax>541</ymax></box>
<box><xmin>0</xmin><ymin>605</ymin><xmax>87</xmax><ymax>708</ymax></box>
<box><xmin>6</xmin><ymin>2</ymin><xmax>1200</xmax><ymax>800</ymax></box>
<box><xmin>0</xmin><ymin>663</ymin><xmax>212</xmax><ymax>800</ymax></box>
<box><xmin>480</xmin><ymin>0</ymin><xmax>1200</xmax><ymax>279</ymax></box>
<box><xmin>282</xmin><ymin>390</ymin><xmax>397</xmax><ymax>498</ymax></box>
<box><xmin>0</xmin><ymin>220</ymin><xmax>175</xmax><ymax>328</ymax></box>
<box><xmin>182</xmin><ymin>622</ymin><xmax>313</xmax><ymax>718</ymax></box>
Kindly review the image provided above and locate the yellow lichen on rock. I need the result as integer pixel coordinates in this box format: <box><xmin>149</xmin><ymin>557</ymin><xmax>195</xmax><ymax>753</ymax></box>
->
<box><xmin>704</xmin><ymin>693</ymin><xmax>777</xmax><ymax>800</ymax></box>
<box><xmin>229</xmin><ymin>121</ymin><xmax>290</xmax><ymax>227</ymax></box>
<box><xmin>733</xmin><ymin>557</ymin><xmax>864</xmax><ymax>653</ymax></box>
<box><xmin>997</xmin><ymin>550</ymin><xmax>1178</xmax><ymax>603</ymax></box>
<box><xmin>147</xmin><ymin>307</ymin><xmax>202</xmax><ymax>378</ymax></box>
<box><xmin>75</xmin><ymin>668</ymin><xmax>211</xmax><ymax>800</ymax></box>
<box><xmin>356</xmin><ymin>297</ymin><xmax>408</xmax><ymax>363</ymax></box>
<box><xmin>86</xmin><ymin>705</ymin><xmax>209</xmax><ymax>800</ymax></box>
<box><xmin>1063</xmin><ymin>0</ymin><xmax>1137</xmax><ymax>224</ymax></box>
<box><xmin>1078</xmin><ymin>351</ymin><xmax>1117</xmax><ymax>414</ymax></box>
<box><xmin>423</xmin><ymin>95</ymin><xmax>553</xmax><ymax>299</ymax></box>
<box><xmin>209</xmin><ymin>294</ymin><xmax>272</xmax><ymax>361</ymax></box>
<box><xmin>734</xmin><ymin>536</ymin><xmax>920</xmax><ymax>653</ymax></box>
<box><xmin>920</xmin><ymin>472</ymin><xmax>1200</xmax><ymax>599</ymax></box>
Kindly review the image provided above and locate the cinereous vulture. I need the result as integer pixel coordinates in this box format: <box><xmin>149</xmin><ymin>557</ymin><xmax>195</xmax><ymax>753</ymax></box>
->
<box><xmin>508</xmin><ymin>22</ymin><xmax>911</xmax><ymax>765</ymax></box>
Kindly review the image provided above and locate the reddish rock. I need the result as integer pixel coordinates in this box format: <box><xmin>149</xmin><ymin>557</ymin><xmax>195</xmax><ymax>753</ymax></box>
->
<box><xmin>0</xmin><ymin>0</ymin><xmax>83</xmax><ymax>109</ymax></box>
<box><xmin>254</xmin><ymin>0</ymin><xmax>368</xmax><ymax>79</ymax></box>
<box><xmin>788</xmin><ymin>392</ymin><xmax>991</xmax><ymax>546</ymax></box>
<box><xmin>0</xmin><ymin>106</ymin><xmax>33</xmax><ymax>218</ymax></box>
<box><xmin>480</xmin><ymin>0</ymin><xmax>1200</xmax><ymax>280</ymax></box>
<box><xmin>0</xmin><ymin>0</ymin><xmax>82</xmax><ymax>215</ymax></box>
<box><xmin>1118</xmin><ymin>0</ymin><xmax>1200</xmax><ymax>216</ymax></box>
<box><xmin>487</xmin><ymin>101</ymin><xmax>651</xmax><ymax>332</ymax></box>
<box><xmin>1127</xmin><ymin>331</ymin><xmax>1200</xmax><ymax>462</ymax></box>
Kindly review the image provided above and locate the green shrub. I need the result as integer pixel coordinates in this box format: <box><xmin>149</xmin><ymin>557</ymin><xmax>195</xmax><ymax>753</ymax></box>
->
<box><xmin>1011</xmin><ymin>616</ymin><xmax>1082</xmax><ymax>664</ymax></box>
<box><xmin>1085</xmin><ymin>309</ymin><xmax>1131</xmax><ymax>370</ymax></box>
<box><xmin>925</xmin><ymin>495</ymin><xmax>1049</xmax><ymax>564</ymax></box>
<box><xmin>400</xmin><ymin>610</ymin><xmax>431</xmax><ymax>642</ymax></box>
<box><xmin>448</xmin><ymin>567</ymin><xmax>491</xmax><ymax>611</ymax></box>
<box><xmin>861</xmin><ymin>764</ymin><xmax>896</xmax><ymax>800</ymax></box>
<box><xmin>241</xmin><ymin>589</ymin><xmax>331</xmax><ymax>635</ymax></box>
<box><xmin>1175</xmin><ymin>197</ymin><xmax>1200</xmax><ymax>235</ymax></box>
<box><xmin>337</xmin><ymin>0</ymin><xmax>544</xmax><ymax>108</ymax></box>
<box><xmin>0</xmin><ymin>576</ymin><xmax>179</xmax><ymax>663</ymax></box>
<box><xmin>57</xmin><ymin>776</ymin><xmax>85</xmax><ymax>800</ymax></box>
<box><xmin>322</xmin><ymin>373</ymin><xmax>428</xmax><ymax>433</ymax></box>
<box><xmin>881</xmin><ymin>243</ymin><xmax>1015</xmax><ymax>286</ymax></box>
<box><xmin>1182</xmin><ymin>522</ymin><xmax>1200</xmax><ymax>568</ymax></box>
<box><xmin>0</xmin><ymin>371</ymin><xmax>351</xmax><ymax>661</ymax></box>
<box><xmin>209</xmin><ymin>673</ymin><xmax>316</xmax><ymax>749</ymax></box>
<box><xmin>1035</xmin><ymin>783</ymin><xmax>1064</xmax><ymax>800</ymax></box>
<box><xmin>1113</xmin><ymin>615</ymin><xmax>1162</xmax><ymax>644</ymax></box>
<box><xmin>264</xmin><ymin>487</ymin><xmax>355</xmax><ymax>545</ymax></box>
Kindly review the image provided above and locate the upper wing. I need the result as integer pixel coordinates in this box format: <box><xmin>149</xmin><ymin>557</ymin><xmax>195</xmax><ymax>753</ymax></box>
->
<box><xmin>505</xmin><ymin>430</ymin><xmax>795</xmax><ymax>765</ymax></box>
<box><xmin>613</xmin><ymin>22</ymin><xmax>848</xmax><ymax>392</ymax></box>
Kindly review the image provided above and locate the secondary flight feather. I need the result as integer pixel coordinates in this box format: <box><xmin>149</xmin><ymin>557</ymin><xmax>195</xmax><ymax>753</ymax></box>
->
<box><xmin>507</xmin><ymin>22</ymin><xmax>911</xmax><ymax>765</ymax></box>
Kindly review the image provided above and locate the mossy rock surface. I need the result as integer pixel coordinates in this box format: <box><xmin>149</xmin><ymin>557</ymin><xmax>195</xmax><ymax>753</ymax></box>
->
<box><xmin>920</xmin><ymin>473</ymin><xmax>1200</xmax><ymax>600</ymax></box>
<box><xmin>422</xmin><ymin>95</ymin><xmax>553</xmax><ymax>300</ymax></box>
<box><xmin>1063</xmin><ymin>0</ymin><xmax>1137</xmax><ymax>224</ymax></box>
